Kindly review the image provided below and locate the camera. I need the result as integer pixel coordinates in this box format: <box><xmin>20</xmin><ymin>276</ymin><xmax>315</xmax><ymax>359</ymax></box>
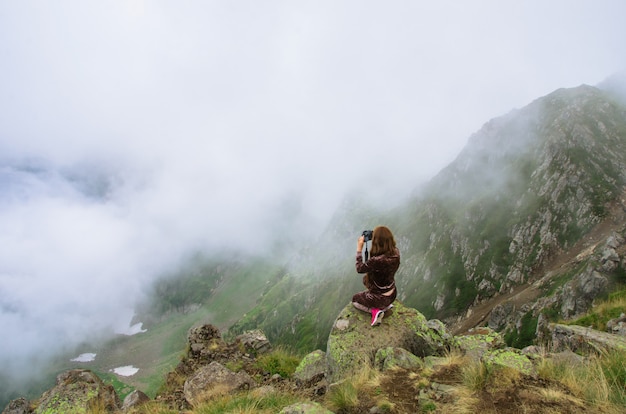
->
<box><xmin>362</xmin><ymin>230</ymin><xmax>373</xmax><ymax>242</ymax></box>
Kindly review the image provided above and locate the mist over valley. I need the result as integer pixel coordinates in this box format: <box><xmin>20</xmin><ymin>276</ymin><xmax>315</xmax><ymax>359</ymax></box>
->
<box><xmin>1</xmin><ymin>1</ymin><xmax>626</xmax><ymax>409</ymax></box>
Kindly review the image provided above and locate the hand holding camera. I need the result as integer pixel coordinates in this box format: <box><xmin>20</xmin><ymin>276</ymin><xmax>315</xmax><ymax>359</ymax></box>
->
<box><xmin>362</xmin><ymin>230</ymin><xmax>373</xmax><ymax>241</ymax></box>
<box><xmin>359</xmin><ymin>230</ymin><xmax>373</xmax><ymax>261</ymax></box>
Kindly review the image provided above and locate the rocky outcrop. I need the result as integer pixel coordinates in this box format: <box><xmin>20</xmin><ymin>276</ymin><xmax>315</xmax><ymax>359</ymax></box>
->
<box><xmin>187</xmin><ymin>323</ymin><xmax>227</xmax><ymax>361</ymax></box>
<box><xmin>543</xmin><ymin>323</ymin><xmax>626</xmax><ymax>354</ymax></box>
<box><xmin>559</xmin><ymin>267</ymin><xmax>609</xmax><ymax>319</ymax></box>
<box><xmin>6</xmin><ymin>301</ymin><xmax>626</xmax><ymax>413</ymax></box>
<box><xmin>155</xmin><ymin>324</ymin><xmax>273</xmax><ymax>410</ymax></box>
<box><xmin>456</xmin><ymin>327</ymin><xmax>506</xmax><ymax>359</ymax></box>
<box><xmin>326</xmin><ymin>302</ymin><xmax>453</xmax><ymax>383</ymax></box>
<box><xmin>488</xmin><ymin>301</ymin><xmax>516</xmax><ymax>331</ymax></box>
<box><xmin>293</xmin><ymin>350</ymin><xmax>326</xmax><ymax>387</ymax></box>
<box><xmin>183</xmin><ymin>361</ymin><xmax>257</xmax><ymax>405</ymax></box>
<box><xmin>33</xmin><ymin>369</ymin><xmax>119</xmax><ymax>413</ymax></box>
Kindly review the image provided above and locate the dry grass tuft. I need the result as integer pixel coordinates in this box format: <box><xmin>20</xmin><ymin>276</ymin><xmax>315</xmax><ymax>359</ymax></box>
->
<box><xmin>436</xmin><ymin>386</ymin><xmax>480</xmax><ymax>414</ymax></box>
<box><xmin>460</xmin><ymin>360</ymin><xmax>490</xmax><ymax>391</ymax></box>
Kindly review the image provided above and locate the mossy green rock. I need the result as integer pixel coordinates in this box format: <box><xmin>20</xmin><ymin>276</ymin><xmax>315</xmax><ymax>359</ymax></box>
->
<box><xmin>33</xmin><ymin>369</ymin><xmax>119</xmax><ymax>414</ymax></box>
<box><xmin>455</xmin><ymin>327</ymin><xmax>505</xmax><ymax>360</ymax></box>
<box><xmin>482</xmin><ymin>348</ymin><xmax>535</xmax><ymax>375</ymax></box>
<box><xmin>326</xmin><ymin>302</ymin><xmax>451</xmax><ymax>383</ymax></box>
<box><xmin>293</xmin><ymin>350</ymin><xmax>326</xmax><ymax>386</ymax></box>
<box><xmin>375</xmin><ymin>347</ymin><xmax>423</xmax><ymax>371</ymax></box>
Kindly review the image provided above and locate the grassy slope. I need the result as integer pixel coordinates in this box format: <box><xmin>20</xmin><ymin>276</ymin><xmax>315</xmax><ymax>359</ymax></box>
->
<box><xmin>7</xmin><ymin>258</ymin><xmax>282</xmax><ymax>408</ymax></box>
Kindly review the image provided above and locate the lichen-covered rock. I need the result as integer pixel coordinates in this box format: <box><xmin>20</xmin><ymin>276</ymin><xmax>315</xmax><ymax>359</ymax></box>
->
<box><xmin>326</xmin><ymin>301</ymin><xmax>452</xmax><ymax>383</ymax></box>
<box><xmin>293</xmin><ymin>350</ymin><xmax>326</xmax><ymax>386</ymax></box>
<box><xmin>375</xmin><ymin>347</ymin><xmax>423</xmax><ymax>371</ymax></box>
<box><xmin>183</xmin><ymin>361</ymin><xmax>257</xmax><ymax>405</ymax></box>
<box><xmin>33</xmin><ymin>369</ymin><xmax>119</xmax><ymax>414</ymax></box>
<box><xmin>455</xmin><ymin>327</ymin><xmax>506</xmax><ymax>360</ymax></box>
<box><xmin>482</xmin><ymin>348</ymin><xmax>535</xmax><ymax>375</ymax></box>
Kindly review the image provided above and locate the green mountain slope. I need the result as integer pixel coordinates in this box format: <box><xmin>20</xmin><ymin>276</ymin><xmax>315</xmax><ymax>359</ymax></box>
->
<box><xmin>229</xmin><ymin>83</ymin><xmax>626</xmax><ymax>353</ymax></box>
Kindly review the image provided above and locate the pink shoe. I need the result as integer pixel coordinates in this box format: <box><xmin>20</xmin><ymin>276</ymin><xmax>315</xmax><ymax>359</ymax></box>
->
<box><xmin>371</xmin><ymin>308</ymin><xmax>384</xmax><ymax>326</ymax></box>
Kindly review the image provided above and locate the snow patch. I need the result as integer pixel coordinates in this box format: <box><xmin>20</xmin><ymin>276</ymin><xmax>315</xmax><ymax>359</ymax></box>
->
<box><xmin>116</xmin><ymin>322</ymin><xmax>147</xmax><ymax>336</ymax></box>
<box><xmin>112</xmin><ymin>365</ymin><xmax>139</xmax><ymax>376</ymax></box>
<box><xmin>71</xmin><ymin>353</ymin><xmax>96</xmax><ymax>362</ymax></box>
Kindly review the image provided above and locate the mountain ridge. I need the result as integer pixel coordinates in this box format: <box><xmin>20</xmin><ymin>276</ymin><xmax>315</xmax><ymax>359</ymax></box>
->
<box><xmin>228</xmin><ymin>81</ymin><xmax>626</xmax><ymax>353</ymax></box>
<box><xmin>4</xmin><ymin>78</ymin><xmax>626</xmax><ymax>411</ymax></box>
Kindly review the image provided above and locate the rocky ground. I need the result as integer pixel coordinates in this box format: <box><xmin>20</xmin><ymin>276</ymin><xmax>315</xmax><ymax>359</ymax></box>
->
<box><xmin>6</xmin><ymin>308</ymin><xmax>621</xmax><ymax>413</ymax></box>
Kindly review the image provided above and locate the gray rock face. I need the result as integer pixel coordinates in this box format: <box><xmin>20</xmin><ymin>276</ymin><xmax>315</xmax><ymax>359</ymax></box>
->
<box><xmin>560</xmin><ymin>268</ymin><xmax>608</xmax><ymax>319</ymax></box>
<box><xmin>547</xmin><ymin>323</ymin><xmax>626</xmax><ymax>354</ymax></box>
<box><xmin>33</xmin><ymin>369</ymin><xmax>119</xmax><ymax>414</ymax></box>
<box><xmin>183</xmin><ymin>361</ymin><xmax>257</xmax><ymax>405</ymax></box>
<box><xmin>326</xmin><ymin>302</ymin><xmax>452</xmax><ymax>383</ymax></box>
<box><xmin>122</xmin><ymin>389</ymin><xmax>151</xmax><ymax>410</ymax></box>
<box><xmin>488</xmin><ymin>301</ymin><xmax>516</xmax><ymax>331</ymax></box>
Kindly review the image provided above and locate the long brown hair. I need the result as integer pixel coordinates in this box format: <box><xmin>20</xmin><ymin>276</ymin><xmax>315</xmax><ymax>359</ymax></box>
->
<box><xmin>370</xmin><ymin>226</ymin><xmax>397</xmax><ymax>256</ymax></box>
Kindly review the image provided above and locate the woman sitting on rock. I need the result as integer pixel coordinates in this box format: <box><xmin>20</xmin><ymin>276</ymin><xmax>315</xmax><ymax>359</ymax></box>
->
<box><xmin>353</xmin><ymin>226</ymin><xmax>400</xmax><ymax>326</ymax></box>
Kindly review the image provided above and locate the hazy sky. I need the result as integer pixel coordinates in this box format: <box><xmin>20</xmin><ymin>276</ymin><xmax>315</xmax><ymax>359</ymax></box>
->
<box><xmin>1</xmin><ymin>0</ymin><xmax>625</xmax><ymax>381</ymax></box>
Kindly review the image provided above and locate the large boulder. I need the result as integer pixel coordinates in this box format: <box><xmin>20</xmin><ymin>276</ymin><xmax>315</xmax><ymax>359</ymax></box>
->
<box><xmin>293</xmin><ymin>350</ymin><xmax>326</xmax><ymax>387</ymax></box>
<box><xmin>183</xmin><ymin>361</ymin><xmax>257</xmax><ymax>405</ymax></box>
<box><xmin>33</xmin><ymin>369</ymin><xmax>119</xmax><ymax>413</ymax></box>
<box><xmin>482</xmin><ymin>348</ymin><xmax>536</xmax><ymax>376</ymax></box>
<box><xmin>326</xmin><ymin>301</ymin><xmax>452</xmax><ymax>383</ymax></box>
<box><xmin>547</xmin><ymin>323</ymin><xmax>626</xmax><ymax>354</ymax></box>
<box><xmin>455</xmin><ymin>327</ymin><xmax>506</xmax><ymax>360</ymax></box>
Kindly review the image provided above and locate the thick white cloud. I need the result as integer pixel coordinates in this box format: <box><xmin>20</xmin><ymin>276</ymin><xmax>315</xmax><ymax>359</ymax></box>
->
<box><xmin>0</xmin><ymin>0</ymin><xmax>625</xmax><ymax>381</ymax></box>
